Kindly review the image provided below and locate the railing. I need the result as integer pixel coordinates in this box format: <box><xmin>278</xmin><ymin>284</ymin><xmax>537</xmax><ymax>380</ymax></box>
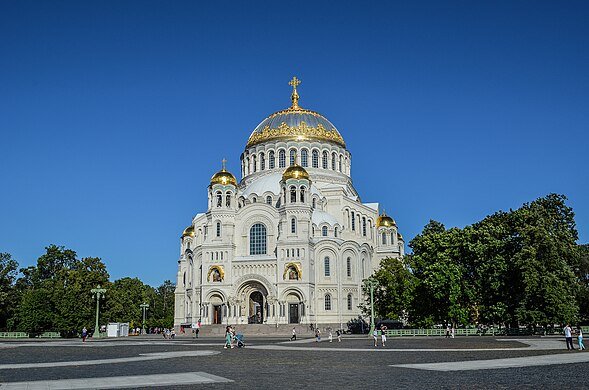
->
<box><xmin>0</xmin><ymin>331</ymin><xmax>62</xmax><ymax>339</ymax></box>
<box><xmin>383</xmin><ymin>327</ymin><xmax>589</xmax><ymax>337</ymax></box>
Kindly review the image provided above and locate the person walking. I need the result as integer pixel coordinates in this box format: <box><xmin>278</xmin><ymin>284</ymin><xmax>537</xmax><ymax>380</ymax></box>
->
<box><xmin>81</xmin><ymin>327</ymin><xmax>87</xmax><ymax>342</ymax></box>
<box><xmin>445</xmin><ymin>325</ymin><xmax>450</xmax><ymax>338</ymax></box>
<box><xmin>336</xmin><ymin>329</ymin><xmax>342</xmax><ymax>342</ymax></box>
<box><xmin>290</xmin><ymin>327</ymin><xmax>297</xmax><ymax>341</ymax></box>
<box><xmin>315</xmin><ymin>327</ymin><xmax>321</xmax><ymax>342</ymax></box>
<box><xmin>564</xmin><ymin>324</ymin><xmax>574</xmax><ymax>350</ymax></box>
<box><xmin>380</xmin><ymin>325</ymin><xmax>388</xmax><ymax>347</ymax></box>
<box><xmin>578</xmin><ymin>328</ymin><xmax>585</xmax><ymax>351</ymax></box>
<box><xmin>373</xmin><ymin>329</ymin><xmax>379</xmax><ymax>347</ymax></box>
<box><xmin>328</xmin><ymin>330</ymin><xmax>333</xmax><ymax>342</ymax></box>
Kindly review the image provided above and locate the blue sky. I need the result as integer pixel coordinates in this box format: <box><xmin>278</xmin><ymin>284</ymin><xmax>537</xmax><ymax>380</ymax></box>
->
<box><xmin>1</xmin><ymin>1</ymin><xmax>588</xmax><ymax>286</ymax></box>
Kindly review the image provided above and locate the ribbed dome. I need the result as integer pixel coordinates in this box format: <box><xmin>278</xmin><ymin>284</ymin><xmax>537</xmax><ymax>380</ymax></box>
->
<box><xmin>282</xmin><ymin>164</ymin><xmax>310</xmax><ymax>181</ymax></box>
<box><xmin>246</xmin><ymin>77</ymin><xmax>345</xmax><ymax>148</ymax></box>
<box><xmin>377</xmin><ymin>211</ymin><xmax>396</xmax><ymax>228</ymax></box>
<box><xmin>182</xmin><ymin>225</ymin><xmax>195</xmax><ymax>237</ymax></box>
<box><xmin>210</xmin><ymin>169</ymin><xmax>237</xmax><ymax>186</ymax></box>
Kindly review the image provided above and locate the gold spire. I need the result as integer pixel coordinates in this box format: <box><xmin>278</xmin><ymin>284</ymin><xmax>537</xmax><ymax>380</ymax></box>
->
<box><xmin>288</xmin><ymin>76</ymin><xmax>301</xmax><ymax>109</ymax></box>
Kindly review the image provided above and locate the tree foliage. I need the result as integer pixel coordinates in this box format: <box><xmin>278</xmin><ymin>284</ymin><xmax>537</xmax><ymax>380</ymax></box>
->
<box><xmin>367</xmin><ymin>194</ymin><xmax>584</xmax><ymax>328</ymax></box>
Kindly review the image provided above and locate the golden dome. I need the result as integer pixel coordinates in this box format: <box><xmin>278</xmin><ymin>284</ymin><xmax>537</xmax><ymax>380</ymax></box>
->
<box><xmin>282</xmin><ymin>164</ymin><xmax>310</xmax><ymax>181</ymax></box>
<box><xmin>397</xmin><ymin>232</ymin><xmax>404</xmax><ymax>241</ymax></box>
<box><xmin>376</xmin><ymin>210</ymin><xmax>396</xmax><ymax>227</ymax></box>
<box><xmin>182</xmin><ymin>225</ymin><xmax>195</xmax><ymax>237</ymax></box>
<box><xmin>246</xmin><ymin>77</ymin><xmax>346</xmax><ymax>148</ymax></box>
<box><xmin>210</xmin><ymin>159</ymin><xmax>237</xmax><ymax>186</ymax></box>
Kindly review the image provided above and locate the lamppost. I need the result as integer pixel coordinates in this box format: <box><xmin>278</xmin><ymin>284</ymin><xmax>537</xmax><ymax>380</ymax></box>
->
<box><xmin>140</xmin><ymin>303</ymin><xmax>149</xmax><ymax>335</ymax></box>
<box><xmin>91</xmin><ymin>285</ymin><xmax>106</xmax><ymax>338</ymax></box>
<box><xmin>367</xmin><ymin>278</ymin><xmax>378</xmax><ymax>336</ymax></box>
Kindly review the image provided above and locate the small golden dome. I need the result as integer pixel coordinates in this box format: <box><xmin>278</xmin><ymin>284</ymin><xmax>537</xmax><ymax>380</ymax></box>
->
<box><xmin>282</xmin><ymin>164</ymin><xmax>310</xmax><ymax>181</ymax></box>
<box><xmin>397</xmin><ymin>232</ymin><xmax>404</xmax><ymax>241</ymax></box>
<box><xmin>182</xmin><ymin>225</ymin><xmax>195</xmax><ymax>237</ymax></box>
<box><xmin>210</xmin><ymin>159</ymin><xmax>237</xmax><ymax>186</ymax></box>
<box><xmin>376</xmin><ymin>210</ymin><xmax>396</xmax><ymax>227</ymax></box>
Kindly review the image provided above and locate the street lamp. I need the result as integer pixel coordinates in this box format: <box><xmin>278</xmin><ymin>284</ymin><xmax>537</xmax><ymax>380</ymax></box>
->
<box><xmin>91</xmin><ymin>285</ymin><xmax>106</xmax><ymax>338</ymax></box>
<box><xmin>140</xmin><ymin>303</ymin><xmax>149</xmax><ymax>335</ymax></box>
<box><xmin>367</xmin><ymin>278</ymin><xmax>378</xmax><ymax>336</ymax></box>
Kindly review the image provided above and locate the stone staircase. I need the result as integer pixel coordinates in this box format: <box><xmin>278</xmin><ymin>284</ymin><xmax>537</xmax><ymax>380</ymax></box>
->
<box><xmin>194</xmin><ymin>323</ymin><xmax>342</xmax><ymax>337</ymax></box>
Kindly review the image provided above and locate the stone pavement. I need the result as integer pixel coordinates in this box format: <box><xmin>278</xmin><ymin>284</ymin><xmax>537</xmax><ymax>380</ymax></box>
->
<box><xmin>1</xmin><ymin>335</ymin><xmax>588</xmax><ymax>389</ymax></box>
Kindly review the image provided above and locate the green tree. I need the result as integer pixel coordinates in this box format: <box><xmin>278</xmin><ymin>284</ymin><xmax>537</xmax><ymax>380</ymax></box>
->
<box><xmin>361</xmin><ymin>257</ymin><xmax>415</xmax><ymax>321</ymax></box>
<box><xmin>0</xmin><ymin>252</ymin><xmax>19</xmax><ymax>330</ymax></box>
<box><xmin>102</xmin><ymin>277</ymin><xmax>147</xmax><ymax>328</ymax></box>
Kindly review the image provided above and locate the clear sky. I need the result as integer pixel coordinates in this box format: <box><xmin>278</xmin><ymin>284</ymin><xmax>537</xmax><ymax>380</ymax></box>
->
<box><xmin>1</xmin><ymin>1</ymin><xmax>588</xmax><ymax>286</ymax></box>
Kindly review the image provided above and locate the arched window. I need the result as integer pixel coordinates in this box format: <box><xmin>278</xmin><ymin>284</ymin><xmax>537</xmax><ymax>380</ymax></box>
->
<box><xmin>362</xmin><ymin>217</ymin><xmax>367</xmax><ymax>237</ymax></box>
<box><xmin>290</xmin><ymin>186</ymin><xmax>297</xmax><ymax>203</ymax></box>
<box><xmin>266</xmin><ymin>196</ymin><xmax>272</xmax><ymax>205</ymax></box>
<box><xmin>346</xmin><ymin>257</ymin><xmax>352</xmax><ymax>277</ymax></box>
<box><xmin>252</xmin><ymin>197</ymin><xmax>257</xmax><ymax>203</ymax></box>
<box><xmin>279</xmin><ymin>149</ymin><xmax>286</xmax><ymax>168</ymax></box>
<box><xmin>312</xmin><ymin>198</ymin><xmax>316</xmax><ymax>209</ymax></box>
<box><xmin>225</xmin><ymin>193</ymin><xmax>231</xmax><ymax>208</ymax></box>
<box><xmin>301</xmin><ymin>149</ymin><xmax>308</xmax><ymax>167</ymax></box>
<box><xmin>289</xmin><ymin>149</ymin><xmax>296</xmax><ymax>166</ymax></box>
<box><xmin>312</xmin><ymin>150</ymin><xmax>319</xmax><ymax>168</ymax></box>
<box><xmin>382</xmin><ymin>231</ymin><xmax>387</xmax><ymax>245</ymax></box>
<box><xmin>216</xmin><ymin>191</ymin><xmax>222</xmax><ymax>208</ymax></box>
<box><xmin>183</xmin><ymin>271</ymin><xmax>186</xmax><ymax>286</ymax></box>
<box><xmin>347</xmin><ymin>294</ymin><xmax>353</xmax><ymax>310</ymax></box>
<box><xmin>250</xmin><ymin>223</ymin><xmax>267</xmax><ymax>255</ymax></box>
<box><xmin>291</xmin><ymin>217</ymin><xmax>296</xmax><ymax>234</ymax></box>
<box><xmin>269</xmin><ymin>151</ymin><xmax>275</xmax><ymax>169</ymax></box>
<box><xmin>391</xmin><ymin>232</ymin><xmax>395</xmax><ymax>244</ymax></box>
<box><xmin>322</xmin><ymin>226</ymin><xmax>328</xmax><ymax>237</ymax></box>
<box><xmin>245</xmin><ymin>157</ymin><xmax>250</xmax><ymax>175</ymax></box>
<box><xmin>216</xmin><ymin>222</ymin><xmax>221</xmax><ymax>237</ymax></box>
<box><xmin>334</xmin><ymin>227</ymin><xmax>338</xmax><ymax>238</ymax></box>
<box><xmin>351</xmin><ymin>211</ymin><xmax>356</xmax><ymax>231</ymax></box>
<box><xmin>362</xmin><ymin>259</ymin><xmax>365</xmax><ymax>278</ymax></box>
<box><xmin>253</xmin><ymin>155</ymin><xmax>257</xmax><ymax>172</ymax></box>
<box><xmin>324</xmin><ymin>256</ymin><xmax>330</xmax><ymax>276</ymax></box>
<box><xmin>339</xmin><ymin>155</ymin><xmax>343</xmax><ymax>172</ymax></box>
<box><xmin>260</xmin><ymin>152</ymin><xmax>265</xmax><ymax>170</ymax></box>
<box><xmin>332</xmin><ymin>152</ymin><xmax>337</xmax><ymax>170</ymax></box>
<box><xmin>325</xmin><ymin>294</ymin><xmax>332</xmax><ymax>310</ymax></box>
<box><xmin>322</xmin><ymin>151</ymin><xmax>328</xmax><ymax>169</ymax></box>
<box><xmin>300</xmin><ymin>186</ymin><xmax>305</xmax><ymax>203</ymax></box>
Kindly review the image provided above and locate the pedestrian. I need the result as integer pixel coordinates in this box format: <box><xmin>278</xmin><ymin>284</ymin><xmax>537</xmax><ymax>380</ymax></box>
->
<box><xmin>564</xmin><ymin>324</ymin><xmax>574</xmax><ymax>350</ymax></box>
<box><xmin>195</xmin><ymin>319</ymin><xmax>201</xmax><ymax>338</ymax></box>
<box><xmin>445</xmin><ymin>325</ymin><xmax>450</xmax><ymax>338</ymax></box>
<box><xmin>380</xmin><ymin>325</ymin><xmax>387</xmax><ymax>347</ymax></box>
<box><xmin>290</xmin><ymin>327</ymin><xmax>297</xmax><ymax>341</ymax></box>
<box><xmin>315</xmin><ymin>327</ymin><xmax>321</xmax><ymax>342</ymax></box>
<box><xmin>451</xmin><ymin>325</ymin><xmax>455</xmax><ymax>339</ymax></box>
<box><xmin>373</xmin><ymin>329</ymin><xmax>379</xmax><ymax>347</ymax></box>
<box><xmin>578</xmin><ymin>327</ymin><xmax>585</xmax><ymax>351</ymax></box>
<box><xmin>336</xmin><ymin>329</ymin><xmax>342</xmax><ymax>342</ymax></box>
<box><xmin>328</xmin><ymin>330</ymin><xmax>333</xmax><ymax>342</ymax></box>
<box><xmin>224</xmin><ymin>326</ymin><xmax>233</xmax><ymax>349</ymax></box>
<box><xmin>81</xmin><ymin>327</ymin><xmax>87</xmax><ymax>342</ymax></box>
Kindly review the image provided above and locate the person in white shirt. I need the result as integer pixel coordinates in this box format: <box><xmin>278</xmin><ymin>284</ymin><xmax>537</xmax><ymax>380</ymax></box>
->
<box><xmin>564</xmin><ymin>324</ymin><xmax>574</xmax><ymax>350</ymax></box>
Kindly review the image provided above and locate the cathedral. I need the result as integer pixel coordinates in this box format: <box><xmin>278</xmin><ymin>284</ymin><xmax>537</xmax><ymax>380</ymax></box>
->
<box><xmin>174</xmin><ymin>77</ymin><xmax>404</xmax><ymax>331</ymax></box>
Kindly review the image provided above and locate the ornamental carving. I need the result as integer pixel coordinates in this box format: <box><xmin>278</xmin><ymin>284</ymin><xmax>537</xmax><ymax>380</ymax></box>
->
<box><xmin>247</xmin><ymin>121</ymin><xmax>346</xmax><ymax>148</ymax></box>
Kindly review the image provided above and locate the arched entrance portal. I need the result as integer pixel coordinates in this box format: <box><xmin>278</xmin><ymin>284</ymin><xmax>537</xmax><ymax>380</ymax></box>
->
<box><xmin>286</xmin><ymin>292</ymin><xmax>303</xmax><ymax>324</ymax></box>
<box><xmin>237</xmin><ymin>280</ymin><xmax>268</xmax><ymax>324</ymax></box>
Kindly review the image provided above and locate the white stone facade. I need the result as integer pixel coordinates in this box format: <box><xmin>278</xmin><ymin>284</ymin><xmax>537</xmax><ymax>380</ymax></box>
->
<box><xmin>174</xmin><ymin>83</ymin><xmax>403</xmax><ymax>330</ymax></box>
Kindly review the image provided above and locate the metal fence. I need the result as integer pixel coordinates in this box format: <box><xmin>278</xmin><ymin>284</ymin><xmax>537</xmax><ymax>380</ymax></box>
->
<box><xmin>383</xmin><ymin>327</ymin><xmax>589</xmax><ymax>337</ymax></box>
<box><xmin>0</xmin><ymin>331</ymin><xmax>61</xmax><ymax>339</ymax></box>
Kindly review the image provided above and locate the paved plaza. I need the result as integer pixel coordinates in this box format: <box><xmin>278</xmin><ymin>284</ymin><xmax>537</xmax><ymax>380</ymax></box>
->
<box><xmin>1</xmin><ymin>335</ymin><xmax>589</xmax><ymax>389</ymax></box>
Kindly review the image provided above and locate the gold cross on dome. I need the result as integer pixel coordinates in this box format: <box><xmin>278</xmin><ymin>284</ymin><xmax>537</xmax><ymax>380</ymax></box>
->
<box><xmin>222</xmin><ymin>158</ymin><xmax>227</xmax><ymax>170</ymax></box>
<box><xmin>288</xmin><ymin>76</ymin><xmax>301</xmax><ymax>90</ymax></box>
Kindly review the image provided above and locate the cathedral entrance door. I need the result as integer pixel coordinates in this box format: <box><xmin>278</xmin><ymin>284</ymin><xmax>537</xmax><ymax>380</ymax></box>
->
<box><xmin>289</xmin><ymin>303</ymin><xmax>299</xmax><ymax>324</ymax></box>
<box><xmin>249</xmin><ymin>291</ymin><xmax>264</xmax><ymax>324</ymax></box>
<box><xmin>213</xmin><ymin>305</ymin><xmax>222</xmax><ymax>324</ymax></box>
